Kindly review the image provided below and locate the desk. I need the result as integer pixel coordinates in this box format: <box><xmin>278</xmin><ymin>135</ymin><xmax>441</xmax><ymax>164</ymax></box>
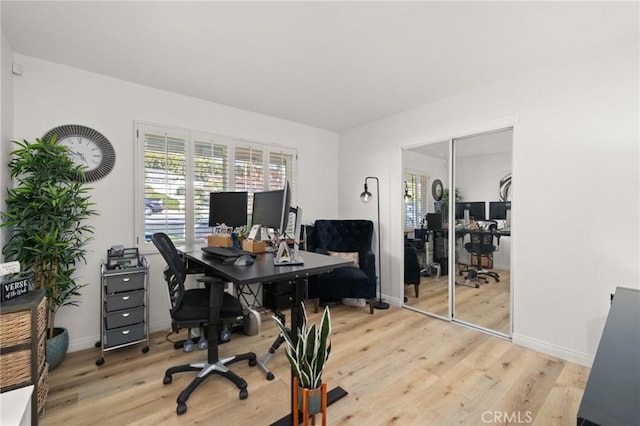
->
<box><xmin>177</xmin><ymin>245</ymin><xmax>353</xmax><ymax>425</ymax></box>
<box><xmin>577</xmin><ymin>287</ymin><xmax>640</xmax><ymax>426</ymax></box>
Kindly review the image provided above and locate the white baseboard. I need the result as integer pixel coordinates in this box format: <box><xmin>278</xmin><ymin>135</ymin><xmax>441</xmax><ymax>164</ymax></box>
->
<box><xmin>512</xmin><ymin>332</ymin><xmax>594</xmax><ymax>367</ymax></box>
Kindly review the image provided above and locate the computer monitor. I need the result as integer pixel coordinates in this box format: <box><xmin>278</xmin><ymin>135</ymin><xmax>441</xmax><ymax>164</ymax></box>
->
<box><xmin>278</xmin><ymin>181</ymin><xmax>292</xmax><ymax>235</ymax></box>
<box><xmin>208</xmin><ymin>191</ymin><xmax>248</xmax><ymax>227</ymax></box>
<box><xmin>455</xmin><ymin>201</ymin><xmax>486</xmax><ymax>221</ymax></box>
<box><xmin>251</xmin><ymin>188</ymin><xmax>285</xmax><ymax>230</ymax></box>
<box><xmin>489</xmin><ymin>201</ymin><xmax>511</xmax><ymax>220</ymax></box>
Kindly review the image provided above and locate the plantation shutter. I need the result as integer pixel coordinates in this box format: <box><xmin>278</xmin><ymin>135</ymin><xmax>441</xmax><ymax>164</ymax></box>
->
<box><xmin>193</xmin><ymin>135</ymin><xmax>229</xmax><ymax>238</ymax></box>
<box><xmin>142</xmin><ymin>128</ymin><xmax>188</xmax><ymax>241</ymax></box>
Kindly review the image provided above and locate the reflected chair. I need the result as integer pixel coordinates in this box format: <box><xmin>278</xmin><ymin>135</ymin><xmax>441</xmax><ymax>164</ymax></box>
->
<box><xmin>461</xmin><ymin>227</ymin><xmax>500</xmax><ymax>287</ymax></box>
<box><xmin>151</xmin><ymin>232</ymin><xmax>257</xmax><ymax>415</ymax></box>
<box><xmin>404</xmin><ymin>239</ymin><xmax>421</xmax><ymax>298</ymax></box>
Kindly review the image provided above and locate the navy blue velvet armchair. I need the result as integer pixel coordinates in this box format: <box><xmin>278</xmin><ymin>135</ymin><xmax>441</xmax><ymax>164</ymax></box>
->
<box><xmin>305</xmin><ymin>220</ymin><xmax>376</xmax><ymax>314</ymax></box>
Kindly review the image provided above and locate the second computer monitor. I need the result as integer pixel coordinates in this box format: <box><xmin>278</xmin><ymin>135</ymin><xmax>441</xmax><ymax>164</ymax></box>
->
<box><xmin>455</xmin><ymin>201</ymin><xmax>486</xmax><ymax>221</ymax></box>
<box><xmin>489</xmin><ymin>201</ymin><xmax>511</xmax><ymax>220</ymax></box>
<box><xmin>252</xmin><ymin>181</ymin><xmax>291</xmax><ymax>234</ymax></box>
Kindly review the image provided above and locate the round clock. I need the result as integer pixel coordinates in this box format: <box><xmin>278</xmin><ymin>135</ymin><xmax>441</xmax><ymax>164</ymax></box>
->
<box><xmin>432</xmin><ymin>179</ymin><xmax>444</xmax><ymax>201</ymax></box>
<box><xmin>43</xmin><ymin>124</ymin><xmax>115</xmax><ymax>182</ymax></box>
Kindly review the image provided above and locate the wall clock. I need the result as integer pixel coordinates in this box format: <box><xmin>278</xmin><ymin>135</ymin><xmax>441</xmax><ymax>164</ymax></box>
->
<box><xmin>43</xmin><ymin>124</ymin><xmax>116</xmax><ymax>182</ymax></box>
<box><xmin>432</xmin><ymin>179</ymin><xmax>444</xmax><ymax>201</ymax></box>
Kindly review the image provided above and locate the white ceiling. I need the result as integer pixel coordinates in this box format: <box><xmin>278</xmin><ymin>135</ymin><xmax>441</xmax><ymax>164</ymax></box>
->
<box><xmin>2</xmin><ymin>1</ymin><xmax>638</xmax><ymax>132</ymax></box>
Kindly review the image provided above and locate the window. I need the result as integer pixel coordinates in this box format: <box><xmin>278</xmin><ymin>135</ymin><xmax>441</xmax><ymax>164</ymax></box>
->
<box><xmin>404</xmin><ymin>171</ymin><xmax>429</xmax><ymax>229</ymax></box>
<box><xmin>135</xmin><ymin>122</ymin><xmax>297</xmax><ymax>248</ymax></box>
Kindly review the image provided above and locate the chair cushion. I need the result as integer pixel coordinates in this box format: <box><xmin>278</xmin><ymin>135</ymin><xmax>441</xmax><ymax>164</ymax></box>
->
<box><xmin>173</xmin><ymin>288</ymin><xmax>243</xmax><ymax>322</ymax></box>
<box><xmin>328</xmin><ymin>251</ymin><xmax>359</xmax><ymax>268</ymax></box>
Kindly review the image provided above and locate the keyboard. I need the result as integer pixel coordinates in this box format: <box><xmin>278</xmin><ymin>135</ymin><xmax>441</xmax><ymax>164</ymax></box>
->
<box><xmin>201</xmin><ymin>246</ymin><xmax>255</xmax><ymax>259</ymax></box>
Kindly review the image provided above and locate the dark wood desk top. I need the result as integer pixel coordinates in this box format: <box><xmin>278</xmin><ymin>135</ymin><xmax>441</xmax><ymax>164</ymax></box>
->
<box><xmin>177</xmin><ymin>245</ymin><xmax>352</xmax><ymax>285</ymax></box>
<box><xmin>578</xmin><ymin>287</ymin><xmax>640</xmax><ymax>426</ymax></box>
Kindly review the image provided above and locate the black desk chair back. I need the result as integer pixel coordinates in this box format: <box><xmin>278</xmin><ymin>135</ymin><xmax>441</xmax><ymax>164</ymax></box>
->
<box><xmin>462</xmin><ymin>228</ymin><xmax>500</xmax><ymax>286</ymax></box>
<box><xmin>151</xmin><ymin>232</ymin><xmax>256</xmax><ymax>415</ymax></box>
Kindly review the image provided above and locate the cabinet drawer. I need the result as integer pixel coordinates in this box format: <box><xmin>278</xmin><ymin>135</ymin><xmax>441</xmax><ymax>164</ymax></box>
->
<box><xmin>104</xmin><ymin>272</ymin><xmax>145</xmax><ymax>294</ymax></box>
<box><xmin>105</xmin><ymin>307</ymin><xmax>145</xmax><ymax>329</ymax></box>
<box><xmin>105</xmin><ymin>323</ymin><xmax>145</xmax><ymax>348</ymax></box>
<box><xmin>105</xmin><ymin>290</ymin><xmax>145</xmax><ymax>312</ymax></box>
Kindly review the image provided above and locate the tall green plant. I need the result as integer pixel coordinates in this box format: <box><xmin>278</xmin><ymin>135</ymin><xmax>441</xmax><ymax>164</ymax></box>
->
<box><xmin>1</xmin><ymin>136</ymin><xmax>96</xmax><ymax>338</ymax></box>
<box><xmin>273</xmin><ymin>302</ymin><xmax>332</xmax><ymax>389</ymax></box>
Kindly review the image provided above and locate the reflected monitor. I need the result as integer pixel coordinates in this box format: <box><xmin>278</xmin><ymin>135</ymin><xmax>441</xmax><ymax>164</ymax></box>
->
<box><xmin>455</xmin><ymin>201</ymin><xmax>486</xmax><ymax>221</ymax></box>
<box><xmin>489</xmin><ymin>201</ymin><xmax>511</xmax><ymax>220</ymax></box>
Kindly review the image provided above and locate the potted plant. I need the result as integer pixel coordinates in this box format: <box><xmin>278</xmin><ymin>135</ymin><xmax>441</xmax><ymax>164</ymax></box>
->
<box><xmin>273</xmin><ymin>302</ymin><xmax>332</xmax><ymax>415</ymax></box>
<box><xmin>1</xmin><ymin>136</ymin><xmax>96</xmax><ymax>369</ymax></box>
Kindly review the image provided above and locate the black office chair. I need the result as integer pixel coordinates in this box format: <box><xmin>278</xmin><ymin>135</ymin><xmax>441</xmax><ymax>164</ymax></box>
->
<box><xmin>151</xmin><ymin>232</ymin><xmax>257</xmax><ymax>415</ymax></box>
<box><xmin>461</xmin><ymin>225</ymin><xmax>500</xmax><ymax>286</ymax></box>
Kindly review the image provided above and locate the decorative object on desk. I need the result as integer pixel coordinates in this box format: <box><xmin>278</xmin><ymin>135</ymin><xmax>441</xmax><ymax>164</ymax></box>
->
<box><xmin>499</xmin><ymin>172</ymin><xmax>512</xmax><ymax>201</ymax></box>
<box><xmin>1</xmin><ymin>136</ymin><xmax>97</xmax><ymax>369</ymax></box>
<box><xmin>431</xmin><ymin>179</ymin><xmax>444</xmax><ymax>201</ymax></box>
<box><xmin>403</xmin><ymin>181</ymin><xmax>412</xmax><ymax>203</ymax></box>
<box><xmin>43</xmin><ymin>124</ymin><xmax>115</xmax><ymax>182</ymax></box>
<box><xmin>359</xmin><ymin>176</ymin><xmax>389</xmax><ymax>309</ymax></box>
<box><xmin>273</xmin><ymin>302</ymin><xmax>331</xmax><ymax>410</ymax></box>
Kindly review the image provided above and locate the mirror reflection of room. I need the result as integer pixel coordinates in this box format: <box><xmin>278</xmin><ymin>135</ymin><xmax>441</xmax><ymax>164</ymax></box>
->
<box><xmin>452</xmin><ymin>128</ymin><xmax>512</xmax><ymax>336</ymax></box>
<box><xmin>403</xmin><ymin>140</ymin><xmax>449</xmax><ymax>318</ymax></box>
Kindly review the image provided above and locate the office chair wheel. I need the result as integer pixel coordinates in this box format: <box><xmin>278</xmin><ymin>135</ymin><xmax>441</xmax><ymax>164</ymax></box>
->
<box><xmin>248</xmin><ymin>358</ymin><xmax>257</xmax><ymax>367</ymax></box>
<box><xmin>239</xmin><ymin>388</ymin><xmax>248</xmax><ymax>400</ymax></box>
<box><xmin>163</xmin><ymin>374</ymin><xmax>172</xmax><ymax>385</ymax></box>
<box><xmin>95</xmin><ymin>357</ymin><xmax>104</xmax><ymax>366</ymax></box>
<box><xmin>266</xmin><ymin>372</ymin><xmax>275</xmax><ymax>380</ymax></box>
<box><xmin>176</xmin><ymin>402</ymin><xmax>187</xmax><ymax>415</ymax></box>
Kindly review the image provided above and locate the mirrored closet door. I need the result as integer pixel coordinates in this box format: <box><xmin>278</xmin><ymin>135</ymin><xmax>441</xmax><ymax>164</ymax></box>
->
<box><xmin>452</xmin><ymin>129</ymin><xmax>512</xmax><ymax>336</ymax></box>
<box><xmin>402</xmin><ymin>140</ymin><xmax>450</xmax><ymax>319</ymax></box>
<box><xmin>402</xmin><ymin>128</ymin><xmax>513</xmax><ymax>337</ymax></box>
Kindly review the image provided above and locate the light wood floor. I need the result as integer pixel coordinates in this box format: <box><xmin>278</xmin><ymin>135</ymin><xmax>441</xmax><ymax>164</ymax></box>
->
<box><xmin>40</xmin><ymin>304</ymin><xmax>589</xmax><ymax>426</ymax></box>
<box><xmin>405</xmin><ymin>267</ymin><xmax>511</xmax><ymax>334</ymax></box>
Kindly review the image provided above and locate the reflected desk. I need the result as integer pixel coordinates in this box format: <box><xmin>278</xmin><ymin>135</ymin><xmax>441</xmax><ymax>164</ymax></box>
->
<box><xmin>176</xmin><ymin>244</ymin><xmax>352</xmax><ymax>425</ymax></box>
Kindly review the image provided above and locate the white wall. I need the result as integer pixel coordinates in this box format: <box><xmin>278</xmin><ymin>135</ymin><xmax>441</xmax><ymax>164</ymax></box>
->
<box><xmin>1</xmin><ymin>27</ymin><xmax>14</xmax><ymax>258</ymax></box>
<box><xmin>11</xmin><ymin>54</ymin><xmax>340</xmax><ymax>352</ymax></box>
<box><xmin>338</xmin><ymin>39</ymin><xmax>639</xmax><ymax>366</ymax></box>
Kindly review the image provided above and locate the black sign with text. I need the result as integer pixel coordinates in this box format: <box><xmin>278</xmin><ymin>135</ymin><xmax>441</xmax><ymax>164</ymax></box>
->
<box><xmin>1</xmin><ymin>277</ymin><xmax>31</xmax><ymax>303</ymax></box>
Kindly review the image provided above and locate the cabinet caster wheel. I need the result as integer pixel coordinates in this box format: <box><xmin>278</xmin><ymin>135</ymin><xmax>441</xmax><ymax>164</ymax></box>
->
<box><xmin>176</xmin><ymin>403</ymin><xmax>187</xmax><ymax>415</ymax></box>
<box><xmin>96</xmin><ymin>358</ymin><xmax>104</xmax><ymax>366</ymax></box>
<box><xmin>94</xmin><ymin>341</ymin><xmax>101</xmax><ymax>348</ymax></box>
<box><xmin>239</xmin><ymin>388</ymin><xmax>248</xmax><ymax>400</ymax></box>
<box><xmin>163</xmin><ymin>375</ymin><xmax>172</xmax><ymax>385</ymax></box>
<box><xmin>142</xmin><ymin>346</ymin><xmax>149</xmax><ymax>353</ymax></box>
<box><xmin>266</xmin><ymin>372</ymin><xmax>275</xmax><ymax>381</ymax></box>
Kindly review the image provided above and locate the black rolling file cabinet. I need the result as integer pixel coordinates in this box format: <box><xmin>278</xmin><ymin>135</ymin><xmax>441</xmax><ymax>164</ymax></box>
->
<box><xmin>96</xmin><ymin>248</ymin><xmax>149</xmax><ymax>366</ymax></box>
